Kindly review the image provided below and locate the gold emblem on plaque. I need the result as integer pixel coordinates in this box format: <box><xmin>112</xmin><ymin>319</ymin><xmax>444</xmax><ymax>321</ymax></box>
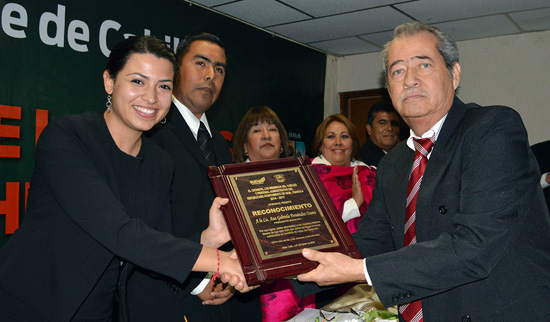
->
<box><xmin>249</xmin><ymin>177</ymin><xmax>266</xmax><ymax>185</ymax></box>
<box><xmin>273</xmin><ymin>174</ymin><xmax>286</xmax><ymax>183</ymax></box>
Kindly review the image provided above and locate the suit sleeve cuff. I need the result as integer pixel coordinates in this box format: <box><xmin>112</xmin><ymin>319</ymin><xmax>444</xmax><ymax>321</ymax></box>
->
<box><xmin>190</xmin><ymin>273</ymin><xmax>212</xmax><ymax>295</ymax></box>
<box><xmin>363</xmin><ymin>258</ymin><xmax>372</xmax><ymax>286</ymax></box>
<box><xmin>541</xmin><ymin>173</ymin><xmax>550</xmax><ymax>188</ymax></box>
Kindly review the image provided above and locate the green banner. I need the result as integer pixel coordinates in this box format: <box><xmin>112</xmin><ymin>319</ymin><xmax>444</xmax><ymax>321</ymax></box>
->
<box><xmin>0</xmin><ymin>0</ymin><xmax>326</xmax><ymax>247</ymax></box>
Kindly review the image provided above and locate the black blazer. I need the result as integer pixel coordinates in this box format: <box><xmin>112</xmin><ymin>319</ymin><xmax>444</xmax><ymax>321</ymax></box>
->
<box><xmin>531</xmin><ymin>140</ymin><xmax>550</xmax><ymax>211</ymax></box>
<box><xmin>354</xmin><ymin>97</ymin><xmax>550</xmax><ymax>321</ymax></box>
<box><xmin>147</xmin><ymin>104</ymin><xmax>233</xmax><ymax>240</ymax></box>
<box><xmin>0</xmin><ymin>112</ymin><xmax>202</xmax><ymax>321</ymax></box>
<box><xmin>358</xmin><ymin>139</ymin><xmax>387</xmax><ymax>167</ymax></box>
<box><xmin>127</xmin><ymin>104</ymin><xmax>233</xmax><ymax>322</ymax></box>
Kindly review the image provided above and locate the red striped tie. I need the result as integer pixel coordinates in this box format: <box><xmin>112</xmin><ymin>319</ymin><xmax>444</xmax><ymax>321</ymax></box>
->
<box><xmin>399</xmin><ymin>136</ymin><xmax>435</xmax><ymax>322</ymax></box>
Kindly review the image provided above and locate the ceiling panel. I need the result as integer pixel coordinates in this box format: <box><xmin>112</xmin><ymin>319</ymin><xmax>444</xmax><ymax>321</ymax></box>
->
<box><xmin>510</xmin><ymin>8</ymin><xmax>550</xmax><ymax>32</ymax></box>
<box><xmin>267</xmin><ymin>7</ymin><xmax>412</xmax><ymax>43</ymax></box>
<box><xmin>309</xmin><ymin>37</ymin><xmax>382</xmax><ymax>56</ymax></box>
<box><xmin>434</xmin><ymin>15</ymin><xmax>521</xmax><ymax>42</ymax></box>
<box><xmin>395</xmin><ymin>0</ymin><xmax>550</xmax><ymax>24</ymax></box>
<box><xmin>359</xmin><ymin>31</ymin><xmax>396</xmax><ymax>48</ymax></box>
<box><xmin>278</xmin><ymin>0</ymin><xmax>407</xmax><ymax>18</ymax></box>
<box><xmin>215</xmin><ymin>0</ymin><xmax>310</xmax><ymax>27</ymax></box>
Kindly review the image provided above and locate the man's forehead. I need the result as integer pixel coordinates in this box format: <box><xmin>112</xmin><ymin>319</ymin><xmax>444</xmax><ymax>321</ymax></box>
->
<box><xmin>375</xmin><ymin>111</ymin><xmax>398</xmax><ymax>120</ymax></box>
<box><xmin>187</xmin><ymin>41</ymin><xmax>226</xmax><ymax>60</ymax></box>
<box><xmin>388</xmin><ymin>32</ymin><xmax>439</xmax><ymax>64</ymax></box>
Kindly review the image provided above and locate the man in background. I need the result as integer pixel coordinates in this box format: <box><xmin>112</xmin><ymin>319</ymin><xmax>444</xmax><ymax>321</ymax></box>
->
<box><xmin>358</xmin><ymin>100</ymin><xmax>400</xmax><ymax>166</ymax></box>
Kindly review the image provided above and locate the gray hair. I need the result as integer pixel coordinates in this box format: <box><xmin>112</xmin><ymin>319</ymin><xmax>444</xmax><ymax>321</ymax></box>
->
<box><xmin>381</xmin><ymin>21</ymin><xmax>459</xmax><ymax>85</ymax></box>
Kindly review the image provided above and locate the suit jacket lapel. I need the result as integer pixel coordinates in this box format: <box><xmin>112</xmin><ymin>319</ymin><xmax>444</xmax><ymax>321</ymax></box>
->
<box><xmin>210</xmin><ymin>125</ymin><xmax>230</xmax><ymax>165</ymax></box>
<box><xmin>416</xmin><ymin>97</ymin><xmax>469</xmax><ymax>238</ymax></box>
<box><xmin>166</xmin><ymin>103</ymin><xmax>210</xmax><ymax>168</ymax></box>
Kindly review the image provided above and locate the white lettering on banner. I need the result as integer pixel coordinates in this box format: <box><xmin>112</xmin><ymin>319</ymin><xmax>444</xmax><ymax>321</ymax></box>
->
<box><xmin>165</xmin><ymin>36</ymin><xmax>181</xmax><ymax>50</ymax></box>
<box><xmin>1</xmin><ymin>3</ymin><xmax>27</xmax><ymax>39</ymax></box>
<box><xmin>1</xmin><ymin>2</ymin><xmax>180</xmax><ymax>56</ymax></box>
<box><xmin>99</xmin><ymin>20</ymin><xmax>121</xmax><ymax>57</ymax></box>
<box><xmin>67</xmin><ymin>20</ymin><xmax>89</xmax><ymax>52</ymax></box>
<box><xmin>39</xmin><ymin>4</ymin><xmax>65</xmax><ymax>47</ymax></box>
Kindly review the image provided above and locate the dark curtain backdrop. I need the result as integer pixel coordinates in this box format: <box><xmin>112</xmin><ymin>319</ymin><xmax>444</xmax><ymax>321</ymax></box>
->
<box><xmin>0</xmin><ymin>0</ymin><xmax>326</xmax><ymax>246</ymax></box>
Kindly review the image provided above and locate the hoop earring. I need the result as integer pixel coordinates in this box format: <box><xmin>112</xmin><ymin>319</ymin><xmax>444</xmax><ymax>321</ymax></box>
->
<box><xmin>106</xmin><ymin>94</ymin><xmax>112</xmax><ymax>112</ymax></box>
<box><xmin>161</xmin><ymin>118</ymin><xmax>167</xmax><ymax>124</ymax></box>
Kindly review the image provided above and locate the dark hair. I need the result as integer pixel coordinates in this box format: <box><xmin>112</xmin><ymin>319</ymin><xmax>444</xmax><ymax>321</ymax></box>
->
<box><xmin>367</xmin><ymin>100</ymin><xmax>399</xmax><ymax>126</ymax></box>
<box><xmin>175</xmin><ymin>32</ymin><xmax>225</xmax><ymax>64</ymax></box>
<box><xmin>381</xmin><ymin>21</ymin><xmax>459</xmax><ymax>87</ymax></box>
<box><xmin>232</xmin><ymin>106</ymin><xmax>289</xmax><ymax>163</ymax></box>
<box><xmin>106</xmin><ymin>35</ymin><xmax>178</xmax><ymax>79</ymax></box>
<box><xmin>310</xmin><ymin>114</ymin><xmax>360</xmax><ymax>160</ymax></box>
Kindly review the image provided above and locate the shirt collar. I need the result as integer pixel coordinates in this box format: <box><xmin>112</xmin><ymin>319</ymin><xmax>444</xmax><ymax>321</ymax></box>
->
<box><xmin>406</xmin><ymin>114</ymin><xmax>447</xmax><ymax>153</ymax></box>
<box><xmin>172</xmin><ymin>95</ymin><xmax>211</xmax><ymax>140</ymax></box>
<box><xmin>313</xmin><ymin>155</ymin><xmax>369</xmax><ymax>168</ymax></box>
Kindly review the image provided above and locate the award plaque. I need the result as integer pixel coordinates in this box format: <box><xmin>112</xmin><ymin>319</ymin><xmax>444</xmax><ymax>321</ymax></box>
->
<box><xmin>208</xmin><ymin>156</ymin><xmax>362</xmax><ymax>285</ymax></box>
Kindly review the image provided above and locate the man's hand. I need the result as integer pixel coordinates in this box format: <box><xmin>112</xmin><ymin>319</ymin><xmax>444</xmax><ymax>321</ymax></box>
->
<box><xmin>199</xmin><ymin>280</ymin><xmax>235</xmax><ymax>305</ymax></box>
<box><xmin>201</xmin><ymin>197</ymin><xmax>230</xmax><ymax>248</ymax></box>
<box><xmin>297</xmin><ymin>248</ymin><xmax>366</xmax><ymax>286</ymax></box>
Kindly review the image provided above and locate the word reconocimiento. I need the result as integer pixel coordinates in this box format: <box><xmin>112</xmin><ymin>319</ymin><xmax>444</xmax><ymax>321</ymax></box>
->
<box><xmin>251</xmin><ymin>203</ymin><xmax>313</xmax><ymax>217</ymax></box>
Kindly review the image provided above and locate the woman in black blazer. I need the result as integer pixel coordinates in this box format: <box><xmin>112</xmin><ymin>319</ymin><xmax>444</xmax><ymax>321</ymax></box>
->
<box><xmin>0</xmin><ymin>36</ymin><xmax>248</xmax><ymax>321</ymax></box>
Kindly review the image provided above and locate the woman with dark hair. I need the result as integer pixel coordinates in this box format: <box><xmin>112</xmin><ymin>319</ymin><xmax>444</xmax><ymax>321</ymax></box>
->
<box><xmin>232</xmin><ymin>106</ymin><xmax>314</xmax><ymax>322</ymax></box>
<box><xmin>310</xmin><ymin>114</ymin><xmax>376</xmax><ymax>234</ymax></box>
<box><xmin>232</xmin><ymin>105</ymin><xmax>290</xmax><ymax>163</ymax></box>
<box><xmin>0</xmin><ymin>36</ymin><xmax>249</xmax><ymax>322</ymax></box>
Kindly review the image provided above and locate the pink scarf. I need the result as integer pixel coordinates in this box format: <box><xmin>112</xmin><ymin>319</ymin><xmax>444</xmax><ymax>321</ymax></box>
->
<box><xmin>313</xmin><ymin>164</ymin><xmax>376</xmax><ymax>233</ymax></box>
<box><xmin>260</xmin><ymin>279</ymin><xmax>315</xmax><ymax>322</ymax></box>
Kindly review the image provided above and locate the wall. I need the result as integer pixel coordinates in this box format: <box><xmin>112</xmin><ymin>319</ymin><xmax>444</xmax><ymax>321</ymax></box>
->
<box><xmin>326</xmin><ymin>30</ymin><xmax>550</xmax><ymax>145</ymax></box>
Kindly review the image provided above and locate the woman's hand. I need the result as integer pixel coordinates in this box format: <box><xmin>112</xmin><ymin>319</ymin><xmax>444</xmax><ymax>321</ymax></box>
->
<box><xmin>219</xmin><ymin>250</ymin><xmax>258</xmax><ymax>293</ymax></box>
<box><xmin>351</xmin><ymin>166</ymin><xmax>364</xmax><ymax>208</ymax></box>
<box><xmin>201</xmin><ymin>197</ymin><xmax>230</xmax><ymax>248</ymax></box>
<box><xmin>193</xmin><ymin>248</ymin><xmax>256</xmax><ymax>293</ymax></box>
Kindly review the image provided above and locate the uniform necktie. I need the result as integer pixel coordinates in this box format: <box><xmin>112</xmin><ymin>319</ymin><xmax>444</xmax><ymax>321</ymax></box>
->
<box><xmin>197</xmin><ymin>121</ymin><xmax>216</xmax><ymax>166</ymax></box>
<box><xmin>399</xmin><ymin>136</ymin><xmax>435</xmax><ymax>322</ymax></box>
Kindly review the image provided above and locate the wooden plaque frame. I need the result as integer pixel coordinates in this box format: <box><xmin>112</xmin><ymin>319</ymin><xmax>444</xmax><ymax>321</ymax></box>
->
<box><xmin>208</xmin><ymin>156</ymin><xmax>362</xmax><ymax>285</ymax></box>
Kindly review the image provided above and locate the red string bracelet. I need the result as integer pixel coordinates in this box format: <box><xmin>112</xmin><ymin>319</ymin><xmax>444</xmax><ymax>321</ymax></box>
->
<box><xmin>210</xmin><ymin>248</ymin><xmax>219</xmax><ymax>284</ymax></box>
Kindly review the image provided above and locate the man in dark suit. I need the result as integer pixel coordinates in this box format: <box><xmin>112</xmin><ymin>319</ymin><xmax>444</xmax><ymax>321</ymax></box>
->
<box><xmin>297</xmin><ymin>22</ymin><xmax>550</xmax><ymax>321</ymax></box>
<box><xmin>531</xmin><ymin>140</ymin><xmax>550</xmax><ymax>211</ymax></box>
<box><xmin>126</xmin><ymin>33</ymin><xmax>236</xmax><ymax>322</ymax></box>
<box><xmin>358</xmin><ymin>101</ymin><xmax>400</xmax><ymax>166</ymax></box>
